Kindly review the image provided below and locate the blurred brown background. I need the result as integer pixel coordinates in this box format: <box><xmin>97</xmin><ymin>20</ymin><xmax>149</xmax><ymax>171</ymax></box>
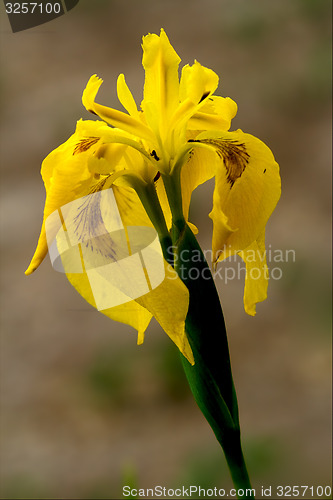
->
<box><xmin>0</xmin><ymin>1</ymin><xmax>331</xmax><ymax>499</ymax></box>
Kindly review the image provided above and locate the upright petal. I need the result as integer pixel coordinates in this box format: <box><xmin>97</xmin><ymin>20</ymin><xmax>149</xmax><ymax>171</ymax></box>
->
<box><xmin>142</xmin><ymin>29</ymin><xmax>181</xmax><ymax>134</ymax></box>
<box><xmin>179</xmin><ymin>61</ymin><xmax>219</xmax><ymax>105</ymax></box>
<box><xmin>169</xmin><ymin>63</ymin><xmax>220</xmax><ymax>137</ymax></box>
<box><xmin>187</xmin><ymin>96</ymin><xmax>238</xmax><ymax>131</ymax></box>
<box><xmin>117</xmin><ymin>74</ymin><xmax>140</xmax><ymax>119</ymax></box>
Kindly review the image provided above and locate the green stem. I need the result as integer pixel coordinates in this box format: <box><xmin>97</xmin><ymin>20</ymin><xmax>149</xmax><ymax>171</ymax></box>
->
<box><xmin>223</xmin><ymin>434</ymin><xmax>254</xmax><ymax>498</ymax></box>
<box><xmin>161</xmin><ymin>170</ymin><xmax>254</xmax><ymax>499</ymax></box>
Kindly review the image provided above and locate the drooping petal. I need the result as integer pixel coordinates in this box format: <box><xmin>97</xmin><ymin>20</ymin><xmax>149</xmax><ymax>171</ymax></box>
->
<box><xmin>41</xmin><ymin>119</ymin><xmax>106</xmax><ymax>190</ymax></box>
<box><xmin>37</xmin><ymin>175</ymin><xmax>192</xmax><ymax>362</ymax></box>
<box><xmin>26</xmin><ymin>115</ymin><xmax>163</xmax><ymax>276</ymax></box>
<box><xmin>65</xmin><ymin>252</ymin><xmax>192</xmax><ymax>363</ymax></box>
<box><xmin>142</xmin><ymin>29</ymin><xmax>181</xmax><ymax>135</ymax></box>
<box><xmin>25</xmin><ymin>222</ymin><xmax>48</xmax><ymax>274</ymax></box>
<box><xmin>66</xmin><ymin>270</ymin><xmax>153</xmax><ymax>343</ymax></box>
<box><xmin>136</xmin><ymin>260</ymin><xmax>193</xmax><ymax>363</ymax></box>
<box><xmin>197</xmin><ymin>130</ymin><xmax>281</xmax><ymax>260</ymax></box>
<box><xmin>25</xmin><ymin>121</ymin><xmax>106</xmax><ymax>275</ymax></box>
<box><xmin>82</xmin><ymin>75</ymin><xmax>153</xmax><ymax>141</ymax></box>
<box><xmin>57</xmin><ymin>182</ymin><xmax>194</xmax><ymax>363</ymax></box>
<box><xmin>112</xmin><ymin>184</ymin><xmax>154</xmax><ymax>228</ymax></box>
<box><xmin>239</xmin><ymin>230</ymin><xmax>269</xmax><ymax>316</ymax></box>
<box><xmin>180</xmin><ymin>142</ymin><xmax>217</xmax><ymax>225</ymax></box>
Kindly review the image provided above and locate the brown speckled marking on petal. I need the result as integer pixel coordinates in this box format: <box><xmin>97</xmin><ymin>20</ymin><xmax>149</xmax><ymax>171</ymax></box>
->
<box><xmin>200</xmin><ymin>138</ymin><xmax>250</xmax><ymax>187</ymax></box>
<box><xmin>73</xmin><ymin>137</ymin><xmax>100</xmax><ymax>155</ymax></box>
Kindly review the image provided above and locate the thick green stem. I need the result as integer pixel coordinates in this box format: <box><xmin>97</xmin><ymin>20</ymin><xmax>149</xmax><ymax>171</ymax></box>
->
<box><xmin>222</xmin><ymin>434</ymin><xmax>254</xmax><ymax>498</ymax></box>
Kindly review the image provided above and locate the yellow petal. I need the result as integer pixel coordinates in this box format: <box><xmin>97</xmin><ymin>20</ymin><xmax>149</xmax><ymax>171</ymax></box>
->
<box><xmin>53</xmin><ymin>183</ymin><xmax>192</xmax><ymax>362</ymax></box>
<box><xmin>187</xmin><ymin>96</ymin><xmax>238</xmax><ymax>132</ymax></box>
<box><xmin>155</xmin><ymin>174</ymin><xmax>199</xmax><ymax>235</ymax></box>
<box><xmin>41</xmin><ymin>119</ymin><xmax>105</xmax><ymax>190</ymax></box>
<box><xmin>25</xmin><ymin>221</ymin><xmax>48</xmax><ymax>275</ymax></box>
<box><xmin>142</xmin><ymin>29</ymin><xmax>181</xmax><ymax>133</ymax></box>
<box><xmin>26</xmin><ymin>121</ymin><xmax>104</xmax><ymax>274</ymax></box>
<box><xmin>117</xmin><ymin>73</ymin><xmax>140</xmax><ymax>119</ymax></box>
<box><xmin>203</xmin><ymin>130</ymin><xmax>281</xmax><ymax>260</ymax></box>
<box><xmin>25</xmin><ymin>117</ymin><xmax>158</xmax><ymax>276</ymax></box>
<box><xmin>66</xmin><ymin>270</ymin><xmax>153</xmax><ymax>342</ymax></box>
<box><xmin>169</xmin><ymin>64</ymin><xmax>220</xmax><ymax>138</ymax></box>
<box><xmin>155</xmin><ymin>177</ymin><xmax>172</xmax><ymax>229</ymax></box>
<box><xmin>136</xmin><ymin>261</ymin><xmax>193</xmax><ymax>364</ymax></box>
<box><xmin>82</xmin><ymin>75</ymin><xmax>153</xmax><ymax>141</ymax></box>
<box><xmin>180</xmin><ymin>141</ymin><xmax>217</xmax><ymax>224</ymax></box>
<box><xmin>179</xmin><ymin>61</ymin><xmax>219</xmax><ymax>105</ymax></box>
<box><xmin>239</xmin><ymin>230</ymin><xmax>269</xmax><ymax>316</ymax></box>
<box><xmin>65</xmin><ymin>256</ymin><xmax>192</xmax><ymax>362</ymax></box>
<box><xmin>88</xmin><ymin>142</ymin><xmax>128</xmax><ymax>175</ymax></box>
<box><xmin>112</xmin><ymin>184</ymin><xmax>154</xmax><ymax>228</ymax></box>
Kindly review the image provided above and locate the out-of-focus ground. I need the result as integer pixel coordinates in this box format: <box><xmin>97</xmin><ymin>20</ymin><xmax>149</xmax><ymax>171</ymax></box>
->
<box><xmin>0</xmin><ymin>1</ymin><xmax>331</xmax><ymax>499</ymax></box>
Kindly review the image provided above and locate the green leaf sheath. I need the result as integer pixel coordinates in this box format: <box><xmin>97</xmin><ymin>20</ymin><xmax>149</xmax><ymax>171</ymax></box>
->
<box><xmin>173</xmin><ymin>222</ymin><xmax>239</xmax><ymax>424</ymax></box>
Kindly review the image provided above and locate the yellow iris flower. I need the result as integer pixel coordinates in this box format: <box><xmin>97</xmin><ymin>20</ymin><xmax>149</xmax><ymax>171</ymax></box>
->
<box><xmin>26</xmin><ymin>29</ymin><xmax>280</xmax><ymax>364</ymax></box>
